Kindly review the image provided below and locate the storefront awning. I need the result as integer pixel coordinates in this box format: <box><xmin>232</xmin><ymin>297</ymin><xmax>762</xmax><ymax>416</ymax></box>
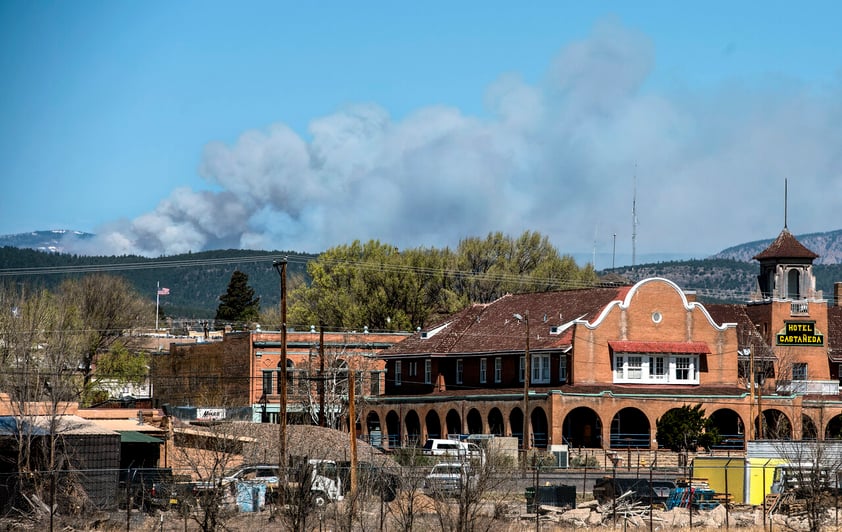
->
<box><xmin>608</xmin><ymin>341</ymin><xmax>710</xmax><ymax>354</ymax></box>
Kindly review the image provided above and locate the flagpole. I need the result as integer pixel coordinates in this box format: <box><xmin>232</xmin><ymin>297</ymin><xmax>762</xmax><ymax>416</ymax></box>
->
<box><xmin>156</xmin><ymin>282</ymin><xmax>160</xmax><ymax>331</ymax></box>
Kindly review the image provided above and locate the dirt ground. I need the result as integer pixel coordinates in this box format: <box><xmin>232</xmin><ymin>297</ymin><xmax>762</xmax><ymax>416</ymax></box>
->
<box><xmin>6</xmin><ymin>489</ymin><xmax>842</xmax><ymax>531</ymax></box>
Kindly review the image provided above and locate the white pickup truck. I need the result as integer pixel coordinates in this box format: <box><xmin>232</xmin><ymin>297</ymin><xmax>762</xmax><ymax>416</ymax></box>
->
<box><xmin>421</xmin><ymin>438</ymin><xmax>485</xmax><ymax>464</ymax></box>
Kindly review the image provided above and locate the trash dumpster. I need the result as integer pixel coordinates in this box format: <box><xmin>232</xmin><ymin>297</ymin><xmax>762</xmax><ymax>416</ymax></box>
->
<box><xmin>526</xmin><ymin>484</ymin><xmax>576</xmax><ymax>512</ymax></box>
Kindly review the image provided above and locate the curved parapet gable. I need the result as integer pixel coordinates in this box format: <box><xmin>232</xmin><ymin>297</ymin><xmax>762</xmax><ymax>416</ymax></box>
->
<box><xmin>577</xmin><ymin>277</ymin><xmax>736</xmax><ymax>331</ymax></box>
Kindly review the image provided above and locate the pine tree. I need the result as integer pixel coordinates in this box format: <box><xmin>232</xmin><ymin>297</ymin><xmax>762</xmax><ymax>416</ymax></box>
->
<box><xmin>216</xmin><ymin>270</ymin><xmax>260</xmax><ymax>324</ymax></box>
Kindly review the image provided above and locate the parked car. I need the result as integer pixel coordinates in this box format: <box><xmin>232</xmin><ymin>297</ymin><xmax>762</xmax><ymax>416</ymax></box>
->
<box><xmin>424</xmin><ymin>462</ymin><xmax>474</xmax><ymax>497</ymax></box>
<box><xmin>119</xmin><ymin>467</ymin><xmax>192</xmax><ymax>511</ymax></box>
<box><xmin>193</xmin><ymin>461</ymin><xmax>344</xmax><ymax>509</ymax></box>
<box><xmin>421</xmin><ymin>438</ymin><xmax>485</xmax><ymax>464</ymax></box>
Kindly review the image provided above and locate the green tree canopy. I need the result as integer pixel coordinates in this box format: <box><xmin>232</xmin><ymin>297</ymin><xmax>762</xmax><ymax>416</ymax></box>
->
<box><xmin>655</xmin><ymin>404</ymin><xmax>720</xmax><ymax>452</ymax></box>
<box><xmin>57</xmin><ymin>274</ymin><xmax>154</xmax><ymax>391</ymax></box>
<box><xmin>288</xmin><ymin>231</ymin><xmax>598</xmax><ymax>331</ymax></box>
<box><xmin>216</xmin><ymin>270</ymin><xmax>260</xmax><ymax>325</ymax></box>
<box><xmin>288</xmin><ymin>240</ymin><xmax>460</xmax><ymax>331</ymax></box>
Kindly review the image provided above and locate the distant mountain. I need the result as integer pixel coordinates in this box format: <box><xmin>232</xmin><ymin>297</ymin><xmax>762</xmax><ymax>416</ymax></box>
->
<box><xmin>2</xmin><ymin>228</ymin><xmax>841</xmax><ymax>311</ymax></box>
<box><xmin>0</xmin><ymin>230</ymin><xmax>94</xmax><ymax>253</ymax></box>
<box><xmin>711</xmin><ymin>228</ymin><xmax>842</xmax><ymax>265</ymax></box>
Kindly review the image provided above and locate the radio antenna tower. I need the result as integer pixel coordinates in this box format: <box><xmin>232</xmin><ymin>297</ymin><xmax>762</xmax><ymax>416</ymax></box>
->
<box><xmin>784</xmin><ymin>178</ymin><xmax>788</xmax><ymax>230</ymax></box>
<box><xmin>632</xmin><ymin>168</ymin><xmax>638</xmax><ymax>267</ymax></box>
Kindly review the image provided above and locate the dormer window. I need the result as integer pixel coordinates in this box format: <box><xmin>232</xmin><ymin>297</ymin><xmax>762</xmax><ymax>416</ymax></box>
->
<box><xmin>613</xmin><ymin>353</ymin><xmax>699</xmax><ymax>385</ymax></box>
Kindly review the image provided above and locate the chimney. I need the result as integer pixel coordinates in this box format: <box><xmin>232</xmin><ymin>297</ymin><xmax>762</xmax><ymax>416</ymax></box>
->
<box><xmin>835</xmin><ymin>282</ymin><xmax>842</xmax><ymax>307</ymax></box>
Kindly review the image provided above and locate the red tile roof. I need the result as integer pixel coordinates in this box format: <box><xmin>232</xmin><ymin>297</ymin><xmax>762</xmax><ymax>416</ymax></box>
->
<box><xmin>752</xmin><ymin>228</ymin><xmax>819</xmax><ymax>261</ymax></box>
<box><xmin>382</xmin><ymin>286</ymin><xmax>629</xmax><ymax>356</ymax></box>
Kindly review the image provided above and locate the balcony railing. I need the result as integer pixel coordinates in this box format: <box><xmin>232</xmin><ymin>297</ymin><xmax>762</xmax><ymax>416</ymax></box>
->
<box><xmin>790</xmin><ymin>301</ymin><xmax>809</xmax><ymax>315</ymax></box>
<box><xmin>777</xmin><ymin>380</ymin><xmax>839</xmax><ymax>395</ymax></box>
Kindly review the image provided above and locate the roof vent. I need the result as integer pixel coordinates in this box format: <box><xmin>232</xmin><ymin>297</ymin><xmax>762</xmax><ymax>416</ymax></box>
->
<box><xmin>550</xmin><ymin>326</ymin><xmax>562</xmax><ymax>335</ymax></box>
<box><xmin>420</xmin><ymin>321</ymin><xmax>450</xmax><ymax>339</ymax></box>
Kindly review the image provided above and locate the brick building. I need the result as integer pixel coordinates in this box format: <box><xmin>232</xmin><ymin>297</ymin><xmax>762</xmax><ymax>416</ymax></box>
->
<box><xmin>363</xmin><ymin>228</ymin><xmax>842</xmax><ymax>452</ymax></box>
<box><xmin>151</xmin><ymin>329</ymin><xmax>410</xmax><ymax>424</ymax></box>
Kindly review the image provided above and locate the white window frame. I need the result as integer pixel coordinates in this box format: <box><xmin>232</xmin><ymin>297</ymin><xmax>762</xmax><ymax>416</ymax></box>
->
<box><xmin>395</xmin><ymin>360</ymin><xmax>402</xmax><ymax>386</ymax></box>
<box><xmin>532</xmin><ymin>354</ymin><xmax>550</xmax><ymax>384</ymax></box>
<box><xmin>674</xmin><ymin>356</ymin><xmax>694</xmax><ymax>382</ymax></box>
<box><xmin>479</xmin><ymin>358</ymin><xmax>487</xmax><ymax>383</ymax></box>
<box><xmin>613</xmin><ymin>353</ymin><xmax>699</xmax><ymax>385</ymax></box>
<box><xmin>456</xmin><ymin>359</ymin><xmax>463</xmax><ymax>384</ymax></box>
<box><xmin>649</xmin><ymin>356</ymin><xmax>667</xmax><ymax>380</ymax></box>
<box><xmin>519</xmin><ymin>356</ymin><xmax>525</xmax><ymax>383</ymax></box>
<box><xmin>424</xmin><ymin>359</ymin><xmax>431</xmax><ymax>384</ymax></box>
<box><xmin>494</xmin><ymin>357</ymin><xmax>502</xmax><ymax>383</ymax></box>
<box><xmin>409</xmin><ymin>361</ymin><xmax>417</xmax><ymax>377</ymax></box>
<box><xmin>792</xmin><ymin>362</ymin><xmax>807</xmax><ymax>381</ymax></box>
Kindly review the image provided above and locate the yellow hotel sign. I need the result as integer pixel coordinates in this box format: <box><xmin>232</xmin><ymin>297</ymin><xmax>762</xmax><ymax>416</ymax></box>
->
<box><xmin>777</xmin><ymin>321</ymin><xmax>824</xmax><ymax>346</ymax></box>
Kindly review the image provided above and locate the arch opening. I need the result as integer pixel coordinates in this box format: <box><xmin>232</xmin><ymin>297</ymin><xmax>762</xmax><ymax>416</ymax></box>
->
<box><xmin>563</xmin><ymin>407</ymin><xmax>602</xmax><ymax>449</ymax></box>
<box><xmin>610</xmin><ymin>407</ymin><xmax>650</xmax><ymax>449</ymax></box>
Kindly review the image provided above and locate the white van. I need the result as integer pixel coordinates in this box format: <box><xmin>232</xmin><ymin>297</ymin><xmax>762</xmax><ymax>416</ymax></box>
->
<box><xmin>421</xmin><ymin>438</ymin><xmax>485</xmax><ymax>464</ymax></box>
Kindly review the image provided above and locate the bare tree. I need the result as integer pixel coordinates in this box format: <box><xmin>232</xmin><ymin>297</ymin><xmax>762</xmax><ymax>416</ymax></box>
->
<box><xmin>296</xmin><ymin>337</ymin><xmax>382</xmax><ymax>430</ymax></box>
<box><xmin>762</xmin><ymin>348</ymin><xmax>842</xmax><ymax>532</ymax></box>
<box><xmin>56</xmin><ymin>274</ymin><xmax>154</xmax><ymax>399</ymax></box>
<box><xmin>171</xmin><ymin>419</ymin><xmax>264</xmax><ymax>532</ymax></box>
<box><xmin>0</xmin><ymin>284</ymin><xmax>86</xmax><ymax>524</ymax></box>
<box><xmin>428</xmin><ymin>447</ymin><xmax>516</xmax><ymax>532</ymax></box>
<box><xmin>387</xmin><ymin>446</ymin><xmax>432</xmax><ymax>532</ymax></box>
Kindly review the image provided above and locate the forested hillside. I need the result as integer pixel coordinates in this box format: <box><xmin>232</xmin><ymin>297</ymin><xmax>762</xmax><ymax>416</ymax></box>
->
<box><xmin>0</xmin><ymin>246</ymin><xmax>312</xmax><ymax>318</ymax></box>
<box><xmin>609</xmin><ymin>259</ymin><xmax>842</xmax><ymax>303</ymax></box>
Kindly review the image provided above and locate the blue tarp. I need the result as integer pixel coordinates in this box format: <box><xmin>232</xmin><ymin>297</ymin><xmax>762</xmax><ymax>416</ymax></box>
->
<box><xmin>235</xmin><ymin>481</ymin><xmax>267</xmax><ymax>512</ymax></box>
<box><xmin>0</xmin><ymin>416</ymin><xmax>49</xmax><ymax>436</ymax></box>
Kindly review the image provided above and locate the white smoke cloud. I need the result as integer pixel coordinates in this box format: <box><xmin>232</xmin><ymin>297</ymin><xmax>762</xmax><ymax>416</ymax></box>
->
<box><xmin>70</xmin><ymin>18</ymin><xmax>842</xmax><ymax>263</ymax></box>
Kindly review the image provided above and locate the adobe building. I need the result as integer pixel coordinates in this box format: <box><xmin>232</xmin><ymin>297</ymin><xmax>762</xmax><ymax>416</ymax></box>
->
<box><xmin>151</xmin><ymin>328</ymin><xmax>410</xmax><ymax>424</ymax></box>
<box><xmin>364</xmin><ymin>228</ymin><xmax>842</xmax><ymax>454</ymax></box>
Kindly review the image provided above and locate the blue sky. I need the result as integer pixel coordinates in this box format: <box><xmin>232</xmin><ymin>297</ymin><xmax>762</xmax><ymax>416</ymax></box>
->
<box><xmin>2</xmin><ymin>1</ymin><xmax>841</xmax><ymax>266</ymax></box>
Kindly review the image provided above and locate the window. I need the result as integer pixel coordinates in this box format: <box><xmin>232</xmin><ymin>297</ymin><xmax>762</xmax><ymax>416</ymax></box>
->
<box><xmin>650</xmin><ymin>356</ymin><xmax>666</xmax><ymax>380</ymax></box>
<box><xmin>519</xmin><ymin>356</ymin><xmax>525</xmax><ymax>383</ymax></box>
<box><xmin>409</xmin><ymin>361</ymin><xmax>417</xmax><ymax>377</ymax></box>
<box><xmin>425</xmin><ymin>359</ymin><xmax>431</xmax><ymax>384</ymax></box>
<box><xmin>627</xmin><ymin>356</ymin><xmax>643</xmax><ymax>380</ymax></box>
<box><xmin>395</xmin><ymin>361</ymin><xmax>402</xmax><ymax>386</ymax></box>
<box><xmin>456</xmin><ymin>359</ymin><xmax>463</xmax><ymax>384</ymax></box>
<box><xmin>675</xmin><ymin>357</ymin><xmax>693</xmax><ymax>381</ymax></box>
<box><xmin>370</xmin><ymin>371</ymin><xmax>380</xmax><ymax>395</ymax></box>
<box><xmin>532</xmin><ymin>354</ymin><xmax>550</xmax><ymax>383</ymax></box>
<box><xmin>613</xmin><ymin>353</ymin><xmax>699</xmax><ymax>384</ymax></box>
<box><xmin>793</xmin><ymin>363</ymin><xmax>807</xmax><ymax>381</ymax></box>
<box><xmin>559</xmin><ymin>355</ymin><xmax>567</xmax><ymax>382</ymax></box>
<box><xmin>262</xmin><ymin>371</ymin><xmax>273</xmax><ymax>395</ymax></box>
<box><xmin>494</xmin><ymin>357</ymin><xmax>502</xmax><ymax>383</ymax></box>
<box><xmin>480</xmin><ymin>358</ymin><xmax>487</xmax><ymax>383</ymax></box>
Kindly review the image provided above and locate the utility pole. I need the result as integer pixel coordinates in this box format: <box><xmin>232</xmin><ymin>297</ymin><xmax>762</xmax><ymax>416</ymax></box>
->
<box><xmin>514</xmin><ymin>311</ymin><xmax>531</xmax><ymax>452</ymax></box>
<box><xmin>272</xmin><ymin>259</ymin><xmax>288</xmax><ymax>507</ymax></box>
<box><xmin>319</xmin><ymin>324</ymin><xmax>326</xmax><ymax>427</ymax></box>
<box><xmin>749</xmin><ymin>344</ymin><xmax>756</xmax><ymax>439</ymax></box>
<box><xmin>349</xmin><ymin>369</ymin><xmax>358</xmax><ymax>499</ymax></box>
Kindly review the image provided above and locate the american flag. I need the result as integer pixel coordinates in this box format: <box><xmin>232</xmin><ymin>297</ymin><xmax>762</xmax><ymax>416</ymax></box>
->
<box><xmin>157</xmin><ymin>287</ymin><xmax>170</xmax><ymax>296</ymax></box>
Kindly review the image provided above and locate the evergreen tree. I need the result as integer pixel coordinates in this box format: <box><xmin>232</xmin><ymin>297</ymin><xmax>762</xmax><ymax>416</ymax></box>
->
<box><xmin>216</xmin><ymin>270</ymin><xmax>260</xmax><ymax>324</ymax></box>
<box><xmin>655</xmin><ymin>404</ymin><xmax>720</xmax><ymax>453</ymax></box>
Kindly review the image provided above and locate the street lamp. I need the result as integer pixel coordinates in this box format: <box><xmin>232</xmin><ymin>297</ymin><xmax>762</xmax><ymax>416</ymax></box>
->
<box><xmin>513</xmin><ymin>312</ymin><xmax>530</xmax><ymax>452</ymax></box>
